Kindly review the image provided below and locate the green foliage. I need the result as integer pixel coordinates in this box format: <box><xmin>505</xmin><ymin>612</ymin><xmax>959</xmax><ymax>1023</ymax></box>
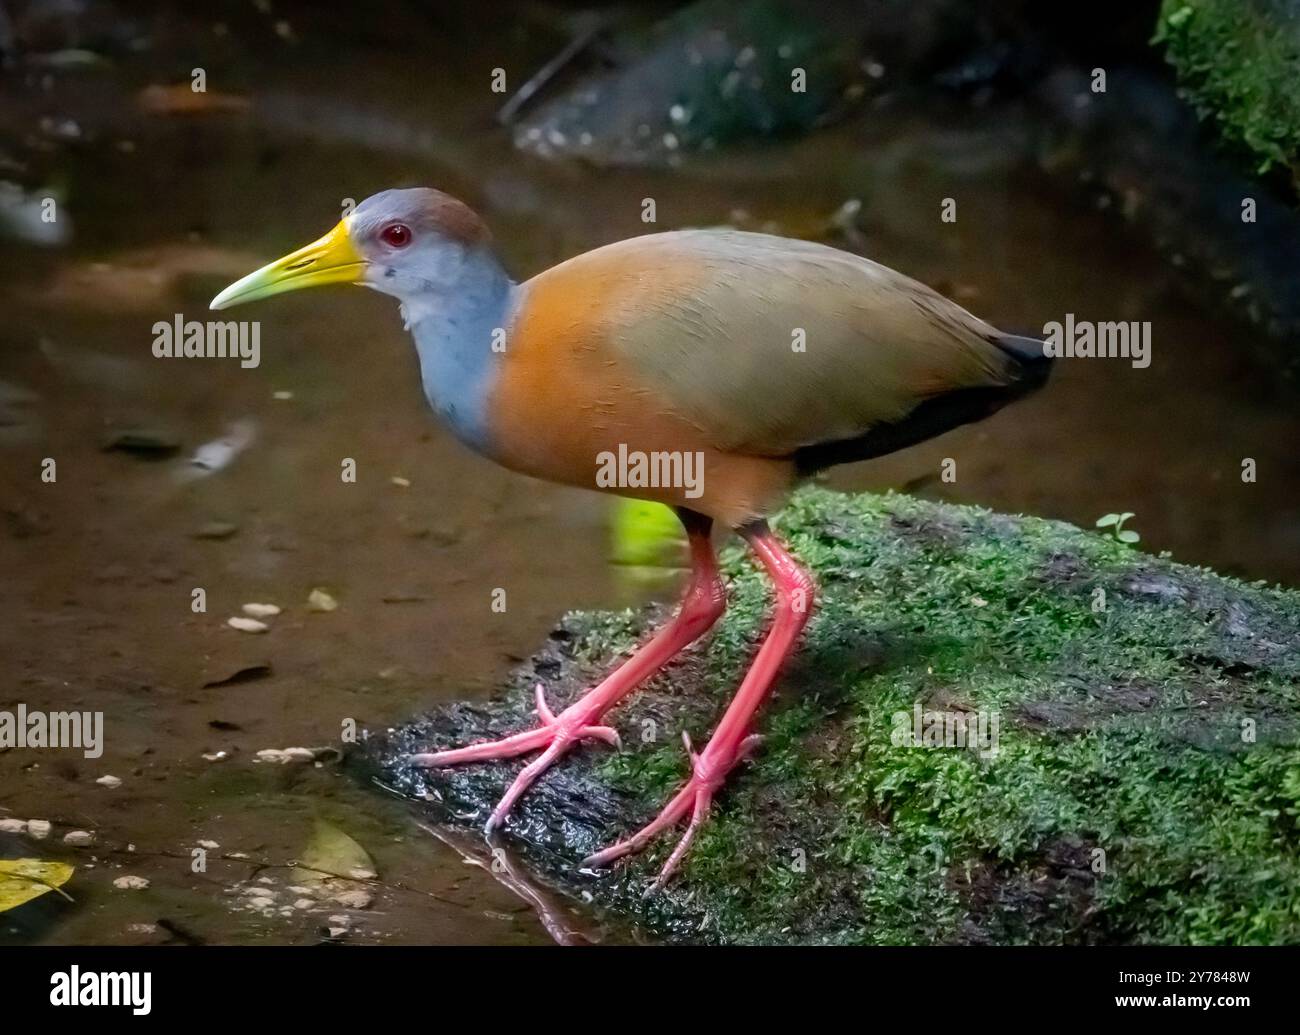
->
<box><xmin>1155</xmin><ymin>0</ymin><xmax>1300</xmax><ymax>175</ymax></box>
<box><xmin>1096</xmin><ymin>511</ymin><xmax>1141</xmax><ymax>544</ymax></box>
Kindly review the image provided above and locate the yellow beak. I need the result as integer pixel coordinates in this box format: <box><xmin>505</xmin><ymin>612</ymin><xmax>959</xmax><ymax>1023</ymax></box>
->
<box><xmin>209</xmin><ymin>221</ymin><xmax>366</xmax><ymax>310</ymax></box>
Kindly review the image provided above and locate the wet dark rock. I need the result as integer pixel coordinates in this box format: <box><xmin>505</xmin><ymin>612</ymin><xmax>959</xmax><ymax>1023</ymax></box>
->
<box><xmin>1040</xmin><ymin>550</ymin><xmax>1087</xmax><ymax>588</ymax></box>
<box><xmin>1120</xmin><ymin>568</ymin><xmax>1190</xmax><ymax>604</ymax></box>
<box><xmin>512</xmin><ymin>0</ymin><xmax>884</xmax><ymax>167</ymax></box>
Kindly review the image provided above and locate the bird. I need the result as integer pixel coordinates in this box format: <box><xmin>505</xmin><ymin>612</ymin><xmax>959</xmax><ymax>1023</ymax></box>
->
<box><xmin>211</xmin><ymin>188</ymin><xmax>1052</xmax><ymax>888</ymax></box>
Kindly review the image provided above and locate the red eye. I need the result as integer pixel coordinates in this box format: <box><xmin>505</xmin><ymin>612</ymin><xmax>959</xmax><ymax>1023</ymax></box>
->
<box><xmin>380</xmin><ymin>223</ymin><xmax>412</xmax><ymax>248</ymax></box>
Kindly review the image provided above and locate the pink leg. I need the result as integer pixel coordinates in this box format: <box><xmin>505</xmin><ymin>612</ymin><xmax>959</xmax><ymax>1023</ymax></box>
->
<box><xmin>410</xmin><ymin>512</ymin><xmax>727</xmax><ymax>832</ymax></box>
<box><xmin>583</xmin><ymin>520</ymin><xmax>815</xmax><ymax>889</ymax></box>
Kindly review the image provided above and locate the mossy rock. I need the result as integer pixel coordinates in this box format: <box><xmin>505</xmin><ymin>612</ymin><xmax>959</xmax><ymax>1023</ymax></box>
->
<box><xmin>356</xmin><ymin>488</ymin><xmax>1300</xmax><ymax>944</ymax></box>
<box><xmin>1155</xmin><ymin>0</ymin><xmax>1300</xmax><ymax>182</ymax></box>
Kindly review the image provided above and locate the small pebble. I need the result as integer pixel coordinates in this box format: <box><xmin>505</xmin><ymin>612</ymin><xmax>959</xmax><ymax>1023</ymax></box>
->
<box><xmin>254</xmin><ymin>747</ymin><xmax>316</xmax><ymax>764</ymax></box>
<box><xmin>64</xmin><ymin>830</ymin><xmax>94</xmax><ymax>846</ymax></box>
<box><xmin>0</xmin><ymin>818</ymin><xmax>27</xmax><ymax>833</ymax></box>
<box><xmin>227</xmin><ymin>616</ymin><xmax>268</xmax><ymax>634</ymax></box>
<box><xmin>307</xmin><ymin>588</ymin><xmax>338</xmax><ymax>612</ymax></box>
<box><xmin>27</xmin><ymin>819</ymin><xmax>51</xmax><ymax>840</ymax></box>
<box><xmin>192</xmin><ymin>521</ymin><xmax>239</xmax><ymax>540</ymax></box>
<box><xmin>113</xmin><ymin>875</ymin><xmax>149</xmax><ymax>890</ymax></box>
<box><xmin>197</xmin><ymin>839</ymin><xmax>220</xmax><ymax>850</ymax></box>
<box><xmin>95</xmin><ymin>775</ymin><xmax>122</xmax><ymax>789</ymax></box>
<box><xmin>242</xmin><ymin>602</ymin><xmax>281</xmax><ymax>618</ymax></box>
<box><xmin>293</xmin><ymin>898</ymin><xmax>315</xmax><ymax>910</ymax></box>
<box><xmin>202</xmin><ymin>751</ymin><xmax>229</xmax><ymax>762</ymax></box>
<box><xmin>331</xmin><ymin>889</ymin><xmax>373</xmax><ymax>910</ymax></box>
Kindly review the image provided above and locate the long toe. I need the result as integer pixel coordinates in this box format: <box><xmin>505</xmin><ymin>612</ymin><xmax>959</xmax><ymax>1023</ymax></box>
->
<box><xmin>410</xmin><ymin>695</ymin><xmax>627</xmax><ymax>831</ymax></box>
<box><xmin>582</xmin><ymin>780</ymin><xmax>697</xmax><ymax>869</ymax></box>
<box><xmin>484</xmin><ymin>739</ymin><xmax>571</xmax><ymax>832</ymax></box>
<box><xmin>408</xmin><ymin>724</ymin><xmax>553</xmax><ymax>767</ymax></box>
<box><xmin>648</xmin><ymin>789</ymin><xmax>713</xmax><ymax>892</ymax></box>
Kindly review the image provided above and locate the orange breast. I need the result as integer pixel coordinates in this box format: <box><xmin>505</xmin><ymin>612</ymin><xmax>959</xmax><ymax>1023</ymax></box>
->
<box><xmin>488</xmin><ymin>245</ymin><xmax>794</xmax><ymax>527</ymax></box>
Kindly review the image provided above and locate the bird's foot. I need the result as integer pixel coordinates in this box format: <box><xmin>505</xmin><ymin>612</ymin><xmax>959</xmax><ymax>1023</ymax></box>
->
<box><xmin>409</xmin><ymin>683</ymin><xmax>620</xmax><ymax>833</ymax></box>
<box><xmin>582</xmin><ymin>729</ymin><xmax>762</xmax><ymax>892</ymax></box>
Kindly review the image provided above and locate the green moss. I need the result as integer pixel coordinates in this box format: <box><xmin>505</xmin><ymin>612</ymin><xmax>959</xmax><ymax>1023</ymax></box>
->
<box><xmin>1155</xmin><ymin>0</ymin><xmax>1300</xmax><ymax>176</ymax></box>
<box><xmin>590</xmin><ymin>488</ymin><xmax>1300</xmax><ymax>944</ymax></box>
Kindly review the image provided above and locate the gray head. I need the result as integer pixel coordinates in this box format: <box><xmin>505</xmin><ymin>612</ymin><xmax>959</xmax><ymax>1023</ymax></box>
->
<box><xmin>210</xmin><ymin>187</ymin><xmax>504</xmax><ymax>313</ymax></box>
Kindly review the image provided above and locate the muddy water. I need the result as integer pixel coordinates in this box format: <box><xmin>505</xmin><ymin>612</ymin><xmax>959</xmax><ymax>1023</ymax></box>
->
<box><xmin>3</xmin><ymin>11</ymin><xmax>1299</xmax><ymax>945</ymax></box>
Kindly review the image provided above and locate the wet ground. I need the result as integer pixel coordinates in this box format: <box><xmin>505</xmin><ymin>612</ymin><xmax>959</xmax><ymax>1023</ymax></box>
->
<box><xmin>2</xmin><ymin>6</ymin><xmax>1298</xmax><ymax>945</ymax></box>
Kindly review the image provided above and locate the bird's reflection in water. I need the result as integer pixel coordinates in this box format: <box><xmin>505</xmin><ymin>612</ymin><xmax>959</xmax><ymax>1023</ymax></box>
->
<box><xmin>418</xmin><ymin>823</ymin><xmax>602</xmax><ymax>946</ymax></box>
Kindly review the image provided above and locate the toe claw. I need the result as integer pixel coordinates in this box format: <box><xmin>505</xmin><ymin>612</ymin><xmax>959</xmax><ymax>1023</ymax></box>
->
<box><xmin>534</xmin><ymin>682</ymin><xmax>556</xmax><ymax>725</ymax></box>
<box><xmin>581</xmin><ymin>724</ymin><xmax>621</xmax><ymax>749</ymax></box>
<box><xmin>738</xmin><ymin>733</ymin><xmax>764</xmax><ymax>760</ymax></box>
<box><xmin>581</xmin><ymin>844</ymin><xmax>622</xmax><ymax>870</ymax></box>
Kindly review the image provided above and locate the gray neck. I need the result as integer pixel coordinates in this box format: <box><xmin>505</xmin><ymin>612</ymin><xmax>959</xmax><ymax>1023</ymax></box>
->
<box><xmin>403</xmin><ymin>248</ymin><xmax>516</xmax><ymax>455</ymax></box>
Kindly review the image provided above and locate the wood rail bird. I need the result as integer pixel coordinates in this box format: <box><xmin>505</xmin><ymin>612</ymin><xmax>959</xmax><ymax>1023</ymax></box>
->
<box><xmin>212</xmin><ymin>188</ymin><xmax>1052</xmax><ymax>887</ymax></box>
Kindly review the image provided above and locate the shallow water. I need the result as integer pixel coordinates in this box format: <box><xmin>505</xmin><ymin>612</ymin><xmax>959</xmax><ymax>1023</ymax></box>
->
<box><xmin>2</xmin><ymin>7</ymin><xmax>1298</xmax><ymax>945</ymax></box>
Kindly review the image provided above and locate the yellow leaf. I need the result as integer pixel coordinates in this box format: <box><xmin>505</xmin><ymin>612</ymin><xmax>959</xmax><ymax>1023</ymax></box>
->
<box><xmin>291</xmin><ymin>820</ymin><xmax>376</xmax><ymax>884</ymax></box>
<box><xmin>0</xmin><ymin>859</ymin><xmax>75</xmax><ymax>912</ymax></box>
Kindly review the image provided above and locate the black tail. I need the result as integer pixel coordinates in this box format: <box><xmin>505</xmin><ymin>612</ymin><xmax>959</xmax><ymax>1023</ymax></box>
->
<box><xmin>993</xmin><ymin>332</ymin><xmax>1054</xmax><ymax>393</ymax></box>
<box><xmin>792</xmin><ymin>332</ymin><xmax>1054</xmax><ymax>477</ymax></box>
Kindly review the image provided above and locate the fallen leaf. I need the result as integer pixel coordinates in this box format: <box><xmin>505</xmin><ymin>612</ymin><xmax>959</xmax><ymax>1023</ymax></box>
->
<box><xmin>292</xmin><ymin>820</ymin><xmax>376</xmax><ymax>885</ymax></box>
<box><xmin>0</xmin><ymin>859</ymin><xmax>74</xmax><ymax>912</ymax></box>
